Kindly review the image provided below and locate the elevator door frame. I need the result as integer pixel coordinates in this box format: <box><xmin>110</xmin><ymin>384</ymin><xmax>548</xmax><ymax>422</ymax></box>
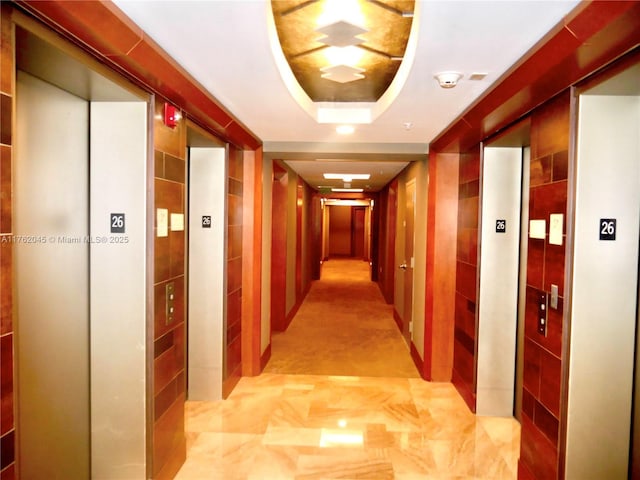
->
<box><xmin>475</xmin><ymin>145</ymin><xmax>524</xmax><ymax>417</ymax></box>
<box><xmin>480</xmin><ymin>119</ymin><xmax>531</xmax><ymax>420</ymax></box>
<box><xmin>13</xmin><ymin>22</ymin><xmax>151</xmax><ymax>479</ymax></box>
<box><xmin>563</xmin><ymin>59</ymin><xmax>640</xmax><ymax>479</ymax></box>
<box><xmin>186</xmin><ymin>123</ymin><xmax>228</xmax><ymax>401</ymax></box>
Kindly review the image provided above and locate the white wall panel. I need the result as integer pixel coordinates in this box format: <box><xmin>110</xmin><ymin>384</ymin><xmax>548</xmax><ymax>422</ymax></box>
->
<box><xmin>476</xmin><ymin>147</ymin><xmax>522</xmax><ymax>416</ymax></box>
<box><xmin>90</xmin><ymin>101</ymin><xmax>148</xmax><ymax>479</ymax></box>
<box><xmin>188</xmin><ymin>147</ymin><xmax>227</xmax><ymax>400</ymax></box>
<box><xmin>566</xmin><ymin>91</ymin><xmax>640</xmax><ymax>479</ymax></box>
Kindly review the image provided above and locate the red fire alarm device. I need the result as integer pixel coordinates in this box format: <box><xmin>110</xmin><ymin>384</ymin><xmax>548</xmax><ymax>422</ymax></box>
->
<box><xmin>164</xmin><ymin>103</ymin><xmax>178</xmax><ymax>128</ymax></box>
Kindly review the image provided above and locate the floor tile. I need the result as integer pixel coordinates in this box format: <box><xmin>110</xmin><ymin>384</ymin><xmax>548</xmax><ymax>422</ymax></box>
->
<box><xmin>178</xmin><ymin>260</ymin><xmax>520</xmax><ymax>479</ymax></box>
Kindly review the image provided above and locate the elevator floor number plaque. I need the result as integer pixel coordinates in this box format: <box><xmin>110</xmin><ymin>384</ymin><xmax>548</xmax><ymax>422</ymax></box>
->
<box><xmin>111</xmin><ymin>213</ymin><xmax>125</xmax><ymax>233</ymax></box>
<box><xmin>599</xmin><ymin>218</ymin><xmax>616</xmax><ymax>241</ymax></box>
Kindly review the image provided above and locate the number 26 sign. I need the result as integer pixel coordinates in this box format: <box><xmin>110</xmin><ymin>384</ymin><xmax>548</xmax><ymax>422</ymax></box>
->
<box><xmin>111</xmin><ymin>213</ymin><xmax>125</xmax><ymax>233</ymax></box>
<box><xmin>599</xmin><ymin>218</ymin><xmax>616</xmax><ymax>241</ymax></box>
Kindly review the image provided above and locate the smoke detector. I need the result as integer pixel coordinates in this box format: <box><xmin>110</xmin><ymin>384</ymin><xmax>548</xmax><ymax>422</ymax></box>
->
<box><xmin>434</xmin><ymin>71</ymin><xmax>463</xmax><ymax>88</ymax></box>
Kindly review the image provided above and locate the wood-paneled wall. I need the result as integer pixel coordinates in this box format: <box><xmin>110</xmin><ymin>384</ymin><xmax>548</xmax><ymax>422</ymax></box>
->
<box><xmin>270</xmin><ymin>163</ymin><xmax>288</xmax><ymax>331</ymax></box>
<box><xmin>268</xmin><ymin>162</ymin><xmax>316</xmax><ymax>333</ymax></box>
<box><xmin>430</xmin><ymin>4</ymin><xmax>640</xmax><ymax>478</ymax></box>
<box><xmin>225</xmin><ymin>145</ymin><xmax>244</xmax><ymax>396</ymax></box>
<box><xmin>452</xmin><ymin>147</ymin><xmax>480</xmax><ymax>410</ymax></box>
<box><xmin>423</xmin><ymin>151</ymin><xmax>458</xmax><ymax>382</ymax></box>
<box><xmin>518</xmin><ymin>92</ymin><xmax>569</xmax><ymax>480</ymax></box>
<box><xmin>328</xmin><ymin>205</ymin><xmax>352</xmax><ymax>256</ymax></box>
<box><xmin>153</xmin><ymin>97</ymin><xmax>187</xmax><ymax>480</ymax></box>
<box><xmin>0</xmin><ymin>4</ymin><xmax>15</xmax><ymax>478</ymax></box>
<box><xmin>376</xmin><ymin>180</ymin><xmax>397</xmax><ymax>304</ymax></box>
<box><xmin>0</xmin><ymin>3</ymin><xmax>263</xmax><ymax>479</ymax></box>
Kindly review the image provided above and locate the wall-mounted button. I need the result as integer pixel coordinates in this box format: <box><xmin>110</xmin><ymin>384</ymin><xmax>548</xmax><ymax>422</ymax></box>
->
<box><xmin>166</xmin><ymin>281</ymin><xmax>175</xmax><ymax>325</ymax></box>
<box><xmin>538</xmin><ymin>292</ymin><xmax>548</xmax><ymax>336</ymax></box>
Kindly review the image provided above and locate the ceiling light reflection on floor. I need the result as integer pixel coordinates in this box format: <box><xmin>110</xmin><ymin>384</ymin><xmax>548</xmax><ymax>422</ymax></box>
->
<box><xmin>319</xmin><ymin>428</ymin><xmax>364</xmax><ymax>447</ymax></box>
<box><xmin>336</xmin><ymin>125</ymin><xmax>355</xmax><ymax>134</ymax></box>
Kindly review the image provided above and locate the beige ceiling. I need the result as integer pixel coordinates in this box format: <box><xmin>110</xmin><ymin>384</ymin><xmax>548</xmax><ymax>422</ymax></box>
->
<box><xmin>113</xmin><ymin>0</ymin><xmax>581</xmax><ymax>193</ymax></box>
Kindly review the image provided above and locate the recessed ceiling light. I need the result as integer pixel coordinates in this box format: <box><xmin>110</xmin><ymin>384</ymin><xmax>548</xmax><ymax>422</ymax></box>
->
<box><xmin>336</xmin><ymin>125</ymin><xmax>355</xmax><ymax>135</ymax></box>
<box><xmin>323</xmin><ymin>173</ymin><xmax>370</xmax><ymax>180</ymax></box>
<box><xmin>332</xmin><ymin>188</ymin><xmax>364</xmax><ymax>192</ymax></box>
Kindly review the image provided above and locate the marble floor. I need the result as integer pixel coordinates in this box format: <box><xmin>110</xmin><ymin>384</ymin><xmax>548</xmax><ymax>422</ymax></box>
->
<box><xmin>176</xmin><ymin>374</ymin><xmax>520</xmax><ymax>479</ymax></box>
<box><xmin>177</xmin><ymin>258</ymin><xmax>520</xmax><ymax>479</ymax></box>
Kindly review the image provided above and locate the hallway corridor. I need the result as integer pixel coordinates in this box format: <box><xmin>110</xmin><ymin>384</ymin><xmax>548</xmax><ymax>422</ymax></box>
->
<box><xmin>264</xmin><ymin>258</ymin><xmax>419</xmax><ymax>377</ymax></box>
<box><xmin>176</xmin><ymin>259</ymin><xmax>520</xmax><ymax>479</ymax></box>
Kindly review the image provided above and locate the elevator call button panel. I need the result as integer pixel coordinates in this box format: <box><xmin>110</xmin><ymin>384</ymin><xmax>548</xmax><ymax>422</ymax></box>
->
<box><xmin>538</xmin><ymin>292</ymin><xmax>548</xmax><ymax>337</ymax></box>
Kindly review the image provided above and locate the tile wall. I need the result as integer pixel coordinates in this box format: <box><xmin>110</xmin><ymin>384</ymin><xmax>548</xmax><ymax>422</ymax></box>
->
<box><xmin>0</xmin><ymin>4</ymin><xmax>14</xmax><ymax>478</ymax></box>
<box><xmin>453</xmin><ymin>147</ymin><xmax>480</xmax><ymax>411</ymax></box>
<box><xmin>225</xmin><ymin>145</ymin><xmax>243</xmax><ymax>396</ymax></box>
<box><xmin>0</xmin><ymin>4</ymin><xmax>255</xmax><ymax>478</ymax></box>
<box><xmin>153</xmin><ymin>97</ymin><xmax>187</xmax><ymax>479</ymax></box>
<box><xmin>451</xmin><ymin>94</ymin><xmax>570</xmax><ymax>478</ymax></box>
<box><xmin>518</xmin><ymin>92</ymin><xmax>570</xmax><ymax>480</ymax></box>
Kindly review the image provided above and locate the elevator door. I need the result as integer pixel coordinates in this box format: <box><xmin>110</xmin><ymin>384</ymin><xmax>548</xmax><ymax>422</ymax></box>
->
<box><xmin>188</xmin><ymin>146</ymin><xmax>227</xmax><ymax>401</ymax></box>
<box><xmin>16</xmin><ymin>72</ymin><xmax>90</xmax><ymax>479</ymax></box>
<box><xmin>476</xmin><ymin>146</ymin><xmax>523</xmax><ymax>417</ymax></box>
<box><xmin>566</xmin><ymin>62</ymin><xmax>640</xmax><ymax>478</ymax></box>
<box><xmin>15</xmin><ymin>59</ymin><xmax>148</xmax><ymax>477</ymax></box>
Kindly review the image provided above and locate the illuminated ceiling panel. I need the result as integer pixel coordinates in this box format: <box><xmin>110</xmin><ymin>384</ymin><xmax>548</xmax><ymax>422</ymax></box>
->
<box><xmin>271</xmin><ymin>0</ymin><xmax>415</xmax><ymax>102</ymax></box>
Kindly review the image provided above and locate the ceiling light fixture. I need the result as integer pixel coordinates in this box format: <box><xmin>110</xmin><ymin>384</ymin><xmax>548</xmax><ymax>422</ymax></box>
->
<box><xmin>323</xmin><ymin>173</ymin><xmax>370</xmax><ymax>180</ymax></box>
<box><xmin>323</xmin><ymin>45</ymin><xmax>364</xmax><ymax>67</ymax></box>
<box><xmin>321</xmin><ymin>65</ymin><xmax>365</xmax><ymax>84</ymax></box>
<box><xmin>434</xmin><ymin>71</ymin><xmax>463</xmax><ymax>89</ymax></box>
<box><xmin>317</xmin><ymin>0</ymin><xmax>365</xmax><ymax>29</ymax></box>
<box><xmin>317</xmin><ymin>22</ymin><xmax>367</xmax><ymax>48</ymax></box>
<box><xmin>336</xmin><ymin>125</ymin><xmax>355</xmax><ymax>135</ymax></box>
<box><xmin>332</xmin><ymin>188</ymin><xmax>364</xmax><ymax>193</ymax></box>
<box><xmin>315</xmin><ymin>0</ymin><xmax>368</xmax><ymax>84</ymax></box>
